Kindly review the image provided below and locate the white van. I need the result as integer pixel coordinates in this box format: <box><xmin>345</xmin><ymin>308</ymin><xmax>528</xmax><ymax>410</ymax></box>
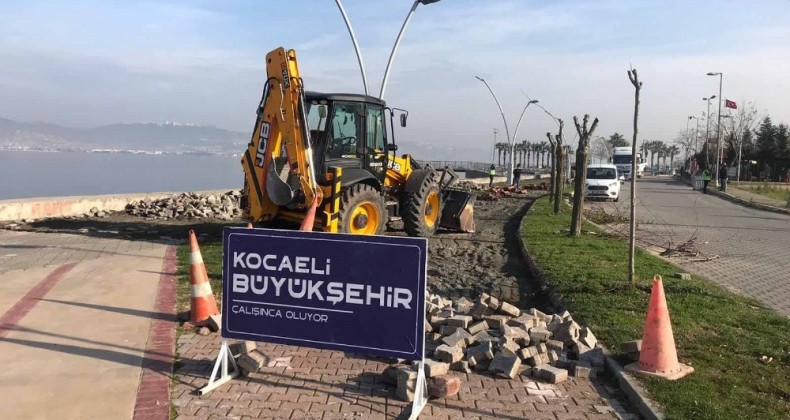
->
<box><xmin>586</xmin><ymin>164</ymin><xmax>622</xmax><ymax>201</ymax></box>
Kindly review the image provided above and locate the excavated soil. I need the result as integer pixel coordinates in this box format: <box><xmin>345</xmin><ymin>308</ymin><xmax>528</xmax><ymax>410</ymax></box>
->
<box><xmin>10</xmin><ymin>192</ymin><xmax>548</xmax><ymax>307</ymax></box>
<box><xmin>388</xmin><ymin>191</ymin><xmax>548</xmax><ymax>307</ymax></box>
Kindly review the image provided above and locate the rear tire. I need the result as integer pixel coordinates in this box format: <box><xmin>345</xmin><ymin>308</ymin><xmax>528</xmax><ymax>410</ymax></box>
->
<box><xmin>403</xmin><ymin>171</ymin><xmax>441</xmax><ymax>237</ymax></box>
<box><xmin>338</xmin><ymin>184</ymin><xmax>386</xmax><ymax>235</ymax></box>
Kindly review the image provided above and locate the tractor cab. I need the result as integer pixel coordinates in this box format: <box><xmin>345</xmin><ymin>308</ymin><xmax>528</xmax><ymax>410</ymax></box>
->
<box><xmin>305</xmin><ymin>92</ymin><xmax>400</xmax><ymax>189</ymax></box>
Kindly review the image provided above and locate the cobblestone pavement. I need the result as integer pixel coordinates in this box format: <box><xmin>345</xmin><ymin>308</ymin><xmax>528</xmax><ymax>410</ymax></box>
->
<box><xmin>172</xmin><ymin>333</ymin><xmax>634</xmax><ymax>420</ymax></box>
<box><xmin>0</xmin><ymin>229</ymin><xmax>163</xmax><ymax>274</ymax></box>
<box><xmin>590</xmin><ymin>176</ymin><xmax>790</xmax><ymax>316</ymax></box>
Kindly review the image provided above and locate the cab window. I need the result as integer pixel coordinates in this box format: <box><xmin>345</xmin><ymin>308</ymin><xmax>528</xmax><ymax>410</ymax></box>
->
<box><xmin>327</xmin><ymin>102</ymin><xmax>362</xmax><ymax>159</ymax></box>
<box><xmin>366</xmin><ymin>105</ymin><xmax>387</xmax><ymax>178</ymax></box>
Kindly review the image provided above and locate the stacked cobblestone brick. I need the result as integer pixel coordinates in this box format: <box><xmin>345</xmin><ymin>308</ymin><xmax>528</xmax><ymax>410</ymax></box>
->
<box><xmin>125</xmin><ymin>190</ymin><xmax>242</xmax><ymax>220</ymax></box>
<box><xmin>391</xmin><ymin>292</ymin><xmax>605</xmax><ymax>401</ymax></box>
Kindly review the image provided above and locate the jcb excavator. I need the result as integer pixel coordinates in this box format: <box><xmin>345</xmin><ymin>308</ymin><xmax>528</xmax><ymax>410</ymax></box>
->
<box><xmin>240</xmin><ymin>47</ymin><xmax>475</xmax><ymax>237</ymax></box>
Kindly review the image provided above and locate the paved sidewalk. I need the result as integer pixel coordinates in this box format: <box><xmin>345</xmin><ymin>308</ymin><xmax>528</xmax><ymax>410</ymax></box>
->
<box><xmin>0</xmin><ymin>231</ymin><xmax>176</xmax><ymax>419</ymax></box>
<box><xmin>172</xmin><ymin>333</ymin><xmax>632</xmax><ymax>419</ymax></box>
<box><xmin>591</xmin><ymin>177</ymin><xmax>790</xmax><ymax>316</ymax></box>
<box><xmin>727</xmin><ymin>187</ymin><xmax>788</xmax><ymax>208</ymax></box>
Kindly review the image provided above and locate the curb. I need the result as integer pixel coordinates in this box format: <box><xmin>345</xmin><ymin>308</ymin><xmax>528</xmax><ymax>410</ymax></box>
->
<box><xmin>674</xmin><ymin>176</ymin><xmax>790</xmax><ymax>215</ymax></box>
<box><xmin>517</xmin><ymin>197</ymin><xmax>665</xmax><ymax>420</ymax></box>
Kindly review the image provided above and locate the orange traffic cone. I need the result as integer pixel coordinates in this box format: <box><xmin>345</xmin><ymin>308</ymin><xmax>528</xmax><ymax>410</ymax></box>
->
<box><xmin>299</xmin><ymin>196</ymin><xmax>319</xmax><ymax>232</ymax></box>
<box><xmin>188</xmin><ymin>230</ymin><xmax>219</xmax><ymax>323</ymax></box>
<box><xmin>625</xmin><ymin>275</ymin><xmax>694</xmax><ymax>380</ymax></box>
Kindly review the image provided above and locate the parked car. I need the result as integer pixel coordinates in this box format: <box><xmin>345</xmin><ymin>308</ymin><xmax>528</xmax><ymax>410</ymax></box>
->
<box><xmin>585</xmin><ymin>164</ymin><xmax>622</xmax><ymax>201</ymax></box>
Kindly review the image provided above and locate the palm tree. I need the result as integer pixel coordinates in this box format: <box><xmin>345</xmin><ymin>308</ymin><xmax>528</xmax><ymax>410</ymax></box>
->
<box><xmin>537</xmin><ymin>142</ymin><xmax>548</xmax><ymax>168</ymax></box>
<box><xmin>520</xmin><ymin>141</ymin><xmax>529</xmax><ymax>166</ymax></box>
<box><xmin>495</xmin><ymin>142</ymin><xmax>508</xmax><ymax>166</ymax></box>
<box><xmin>668</xmin><ymin>145</ymin><xmax>680</xmax><ymax>169</ymax></box>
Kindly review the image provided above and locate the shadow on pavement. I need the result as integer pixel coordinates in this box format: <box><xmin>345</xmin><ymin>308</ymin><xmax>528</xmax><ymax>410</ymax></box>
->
<box><xmin>37</xmin><ymin>298</ymin><xmax>176</xmax><ymax>322</ymax></box>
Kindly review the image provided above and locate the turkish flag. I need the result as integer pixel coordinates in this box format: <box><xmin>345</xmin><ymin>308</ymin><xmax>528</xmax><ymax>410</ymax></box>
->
<box><xmin>725</xmin><ymin>99</ymin><xmax>737</xmax><ymax>109</ymax></box>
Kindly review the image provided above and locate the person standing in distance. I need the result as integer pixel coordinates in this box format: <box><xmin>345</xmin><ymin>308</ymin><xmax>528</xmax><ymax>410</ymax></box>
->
<box><xmin>719</xmin><ymin>163</ymin><xmax>729</xmax><ymax>192</ymax></box>
<box><xmin>701</xmin><ymin>167</ymin><xmax>711</xmax><ymax>194</ymax></box>
<box><xmin>488</xmin><ymin>164</ymin><xmax>496</xmax><ymax>188</ymax></box>
<box><xmin>512</xmin><ymin>164</ymin><xmax>523</xmax><ymax>187</ymax></box>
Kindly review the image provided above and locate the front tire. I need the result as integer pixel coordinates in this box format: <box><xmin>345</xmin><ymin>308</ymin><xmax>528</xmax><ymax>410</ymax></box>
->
<box><xmin>338</xmin><ymin>184</ymin><xmax>386</xmax><ymax>235</ymax></box>
<box><xmin>403</xmin><ymin>171</ymin><xmax>441</xmax><ymax>237</ymax></box>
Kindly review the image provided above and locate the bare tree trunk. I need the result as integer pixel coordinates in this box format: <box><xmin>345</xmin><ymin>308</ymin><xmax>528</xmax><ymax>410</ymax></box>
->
<box><xmin>571</xmin><ymin>115</ymin><xmax>599</xmax><ymax>236</ymax></box>
<box><xmin>628</xmin><ymin>69</ymin><xmax>643</xmax><ymax>285</ymax></box>
<box><xmin>553</xmin><ymin>120</ymin><xmax>565</xmax><ymax>215</ymax></box>
<box><xmin>547</xmin><ymin>132</ymin><xmax>556</xmax><ymax>202</ymax></box>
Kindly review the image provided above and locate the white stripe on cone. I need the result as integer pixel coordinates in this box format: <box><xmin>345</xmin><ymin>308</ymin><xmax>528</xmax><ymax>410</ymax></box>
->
<box><xmin>191</xmin><ymin>282</ymin><xmax>212</xmax><ymax>298</ymax></box>
<box><xmin>190</xmin><ymin>251</ymin><xmax>204</xmax><ymax>265</ymax></box>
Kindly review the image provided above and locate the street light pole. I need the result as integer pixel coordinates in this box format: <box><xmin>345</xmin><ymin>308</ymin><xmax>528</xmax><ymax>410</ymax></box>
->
<box><xmin>334</xmin><ymin>0</ymin><xmax>369</xmax><ymax>95</ymax></box>
<box><xmin>379</xmin><ymin>0</ymin><xmax>441</xmax><ymax>99</ymax></box>
<box><xmin>703</xmin><ymin>96</ymin><xmax>716</xmax><ymax>170</ymax></box>
<box><xmin>491</xmin><ymin>128</ymin><xmax>498</xmax><ymax>164</ymax></box>
<box><xmin>475</xmin><ymin>76</ymin><xmax>513</xmax><ymax>184</ymax></box>
<box><xmin>689</xmin><ymin>116</ymin><xmax>700</xmax><ymax>154</ymax></box>
<box><xmin>708</xmin><ymin>72</ymin><xmax>723</xmax><ymax>185</ymax></box>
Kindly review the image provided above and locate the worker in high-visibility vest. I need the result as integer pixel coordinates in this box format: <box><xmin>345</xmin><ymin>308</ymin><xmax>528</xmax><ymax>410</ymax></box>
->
<box><xmin>701</xmin><ymin>168</ymin><xmax>711</xmax><ymax>194</ymax></box>
<box><xmin>488</xmin><ymin>164</ymin><xmax>496</xmax><ymax>188</ymax></box>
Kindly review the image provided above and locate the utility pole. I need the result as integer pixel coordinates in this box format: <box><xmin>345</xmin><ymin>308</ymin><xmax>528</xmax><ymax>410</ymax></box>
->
<box><xmin>703</xmin><ymin>96</ymin><xmax>716</xmax><ymax>170</ymax></box>
<box><xmin>708</xmin><ymin>72</ymin><xmax>723</xmax><ymax>184</ymax></box>
<box><xmin>628</xmin><ymin>69</ymin><xmax>642</xmax><ymax>285</ymax></box>
<box><xmin>491</xmin><ymin>128</ymin><xmax>498</xmax><ymax>164</ymax></box>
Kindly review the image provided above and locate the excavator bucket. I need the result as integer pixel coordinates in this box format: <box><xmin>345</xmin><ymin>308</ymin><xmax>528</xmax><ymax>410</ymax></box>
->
<box><xmin>439</xmin><ymin>188</ymin><xmax>476</xmax><ymax>232</ymax></box>
<box><xmin>432</xmin><ymin>167</ymin><xmax>475</xmax><ymax>233</ymax></box>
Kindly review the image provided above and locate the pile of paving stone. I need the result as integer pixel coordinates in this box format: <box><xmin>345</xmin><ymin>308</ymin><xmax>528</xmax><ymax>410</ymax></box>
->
<box><xmin>124</xmin><ymin>190</ymin><xmax>242</xmax><ymax>220</ymax></box>
<box><xmin>387</xmin><ymin>292</ymin><xmax>604</xmax><ymax>401</ymax></box>
<box><xmin>479</xmin><ymin>184</ymin><xmax>548</xmax><ymax>201</ymax></box>
<box><xmin>452</xmin><ymin>180</ymin><xmax>484</xmax><ymax>191</ymax></box>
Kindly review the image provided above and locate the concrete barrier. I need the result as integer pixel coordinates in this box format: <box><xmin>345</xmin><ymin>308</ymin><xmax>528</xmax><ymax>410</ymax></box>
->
<box><xmin>0</xmin><ymin>189</ymin><xmax>234</xmax><ymax>222</ymax></box>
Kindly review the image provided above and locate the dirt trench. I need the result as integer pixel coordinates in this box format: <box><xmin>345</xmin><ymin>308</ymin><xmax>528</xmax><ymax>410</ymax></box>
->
<box><xmin>389</xmin><ymin>191</ymin><xmax>547</xmax><ymax>307</ymax></box>
<box><xmin>14</xmin><ymin>192</ymin><xmax>549</xmax><ymax>308</ymax></box>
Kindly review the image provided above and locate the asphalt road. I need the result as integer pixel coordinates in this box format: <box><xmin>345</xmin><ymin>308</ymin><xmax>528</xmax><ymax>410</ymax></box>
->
<box><xmin>590</xmin><ymin>176</ymin><xmax>790</xmax><ymax>316</ymax></box>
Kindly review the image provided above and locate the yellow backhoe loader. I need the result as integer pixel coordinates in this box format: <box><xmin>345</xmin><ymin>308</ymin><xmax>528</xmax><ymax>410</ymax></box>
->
<box><xmin>240</xmin><ymin>47</ymin><xmax>475</xmax><ymax>237</ymax></box>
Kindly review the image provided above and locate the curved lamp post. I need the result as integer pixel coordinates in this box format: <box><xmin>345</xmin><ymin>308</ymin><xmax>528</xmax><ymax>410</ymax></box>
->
<box><xmin>475</xmin><ymin>75</ymin><xmax>538</xmax><ymax>184</ymax></box>
<box><xmin>379</xmin><ymin>0</ymin><xmax>441</xmax><ymax>99</ymax></box>
<box><xmin>334</xmin><ymin>0</ymin><xmax>369</xmax><ymax>95</ymax></box>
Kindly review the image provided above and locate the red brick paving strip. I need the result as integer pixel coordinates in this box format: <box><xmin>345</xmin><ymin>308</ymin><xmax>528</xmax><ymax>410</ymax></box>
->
<box><xmin>133</xmin><ymin>245</ymin><xmax>178</xmax><ymax>420</ymax></box>
<box><xmin>0</xmin><ymin>262</ymin><xmax>77</xmax><ymax>339</ymax></box>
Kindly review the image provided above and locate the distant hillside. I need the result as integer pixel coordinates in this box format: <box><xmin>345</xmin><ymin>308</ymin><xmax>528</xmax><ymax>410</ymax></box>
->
<box><xmin>0</xmin><ymin>117</ymin><xmax>246</xmax><ymax>153</ymax></box>
<box><xmin>0</xmin><ymin>117</ymin><xmax>488</xmax><ymax>161</ymax></box>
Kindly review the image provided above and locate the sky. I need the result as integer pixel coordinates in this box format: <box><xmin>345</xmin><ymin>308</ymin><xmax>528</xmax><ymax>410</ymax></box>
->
<box><xmin>1</xmin><ymin>0</ymin><xmax>789</xmax><ymax>160</ymax></box>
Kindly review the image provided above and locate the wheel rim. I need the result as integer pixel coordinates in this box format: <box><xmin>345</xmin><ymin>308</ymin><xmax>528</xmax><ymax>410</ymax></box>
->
<box><xmin>349</xmin><ymin>202</ymin><xmax>380</xmax><ymax>235</ymax></box>
<box><xmin>424</xmin><ymin>191</ymin><xmax>440</xmax><ymax>228</ymax></box>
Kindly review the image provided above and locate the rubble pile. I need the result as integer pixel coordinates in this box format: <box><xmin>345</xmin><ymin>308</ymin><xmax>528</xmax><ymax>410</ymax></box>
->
<box><xmin>391</xmin><ymin>292</ymin><xmax>604</xmax><ymax>401</ymax></box>
<box><xmin>479</xmin><ymin>183</ymin><xmax>549</xmax><ymax>201</ymax></box>
<box><xmin>125</xmin><ymin>190</ymin><xmax>242</xmax><ymax>221</ymax></box>
<box><xmin>452</xmin><ymin>180</ymin><xmax>484</xmax><ymax>191</ymax></box>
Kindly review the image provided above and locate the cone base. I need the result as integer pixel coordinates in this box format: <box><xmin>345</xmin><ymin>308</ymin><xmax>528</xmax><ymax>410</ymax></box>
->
<box><xmin>625</xmin><ymin>361</ymin><xmax>694</xmax><ymax>380</ymax></box>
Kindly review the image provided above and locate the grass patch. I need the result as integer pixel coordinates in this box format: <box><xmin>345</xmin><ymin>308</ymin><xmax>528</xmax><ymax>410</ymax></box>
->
<box><xmin>522</xmin><ymin>197</ymin><xmax>790</xmax><ymax>419</ymax></box>
<box><xmin>734</xmin><ymin>183</ymin><xmax>790</xmax><ymax>202</ymax></box>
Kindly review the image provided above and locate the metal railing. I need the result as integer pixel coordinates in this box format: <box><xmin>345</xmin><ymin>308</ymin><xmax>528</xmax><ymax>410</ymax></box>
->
<box><xmin>425</xmin><ymin>161</ymin><xmax>549</xmax><ymax>176</ymax></box>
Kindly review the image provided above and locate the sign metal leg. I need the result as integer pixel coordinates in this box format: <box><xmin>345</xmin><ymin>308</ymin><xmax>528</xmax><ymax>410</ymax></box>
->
<box><xmin>408</xmin><ymin>359</ymin><xmax>428</xmax><ymax>419</ymax></box>
<box><xmin>199</xmin><ymin>339</ymin><xmax>239</xmax><ymax>396</ymax></box>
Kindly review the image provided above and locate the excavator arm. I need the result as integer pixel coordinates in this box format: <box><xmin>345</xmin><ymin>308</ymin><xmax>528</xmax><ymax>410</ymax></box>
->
<box><xmin>242</xmin><ymin>48</ymin><xmax>321</xmax><ymax>222</ymax></box>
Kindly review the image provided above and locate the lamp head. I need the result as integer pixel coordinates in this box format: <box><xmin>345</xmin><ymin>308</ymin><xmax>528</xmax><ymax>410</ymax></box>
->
<box><xmin>475</xmin><ymin>76</ymin><xmax>484</xmax><ymax>82</ymax></box>
<box><xmin>418</xmin><ymin>0</ymin><xmax>441</xmax><ymax>4</ymax></box>
<box><xmin>706</xmin><ymin>72</ymin><xmax>721</xmax><ymax>76</ymax></box>
<box><xmin>529</xmin><ymin>99</ymin><xmax>539</xmax><ymax>104</ymax></box>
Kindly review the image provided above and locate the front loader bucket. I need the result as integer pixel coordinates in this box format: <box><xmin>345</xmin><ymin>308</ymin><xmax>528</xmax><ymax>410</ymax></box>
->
<box><xmin>439</xmin><ymin>188</ymin><xmax>476</xmax><ymax>233</ymax></box>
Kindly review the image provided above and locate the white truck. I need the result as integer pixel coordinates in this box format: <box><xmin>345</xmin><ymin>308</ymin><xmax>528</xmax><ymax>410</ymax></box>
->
<box><xmin>612</xmin><ymin>147</ymin><xmax>647</xmax><ymax>179</ymax></box>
